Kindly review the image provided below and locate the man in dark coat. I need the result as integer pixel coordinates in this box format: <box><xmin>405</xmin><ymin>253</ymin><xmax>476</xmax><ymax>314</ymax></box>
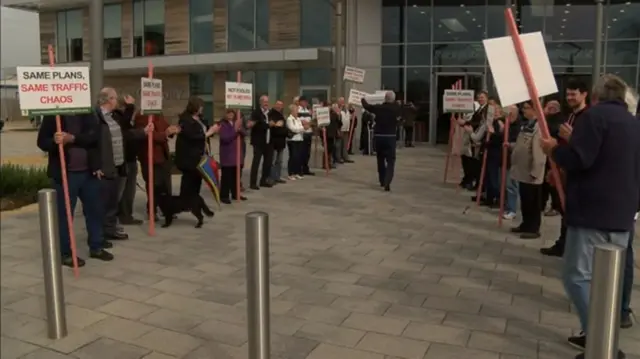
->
<box><xmin>248</xmin><ymin>95</ymin><xmax>273</xmax><ymax>189</ymax></box>
<box><xmin>268</xmin><ymin>100</ymin><xmax>288</xmax><ymax>184</ymax></box>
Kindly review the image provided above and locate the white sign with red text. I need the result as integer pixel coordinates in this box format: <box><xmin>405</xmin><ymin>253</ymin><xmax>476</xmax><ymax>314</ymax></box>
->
<box><xmin>140</xmin><ymin>77</ymin><xmax>163</xmax><ymax>114</ymax></box>
<box><xmin>348</xmin><ymin>89</ymin><xmax>369</xmax><ymax>106</ymax></box>
<box><xmin>343</xmin><ymin>66</ymin><xmax>366</xmax><ymax>84</ymax></box>
<box><xmin>225</xmin><ymin>82</ymin><xmax>253</xmax><ymax>108</ymax></box>
<box><xmin>17</xmin><ymin>66</ymin><xmax>91</xmax><ymax>115</ymax></box>
<box><xmin>315</xmin><ymin>107</ymin><xmax>330</xmax><ymax>127</ymax></box>
<box><xmin>443</xmin><ymin>89</ymin><xmax>475</xmax><ymax>113</ymax></box>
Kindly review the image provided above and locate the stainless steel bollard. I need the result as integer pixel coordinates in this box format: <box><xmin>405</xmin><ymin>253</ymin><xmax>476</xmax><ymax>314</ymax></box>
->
<box><xmin>585</xmin><ymin>243</ymin><xmax>625</xmax><ymax>359</ymax></box>
<box><xmin>38</xmin><ymin>189</ymin><xmax>68</xmax><ymax>339</ymax></box>
<box><xmin>245</xmin><ymin>212</ymin><xmax>270</xmax><ymax>359</ymax></box>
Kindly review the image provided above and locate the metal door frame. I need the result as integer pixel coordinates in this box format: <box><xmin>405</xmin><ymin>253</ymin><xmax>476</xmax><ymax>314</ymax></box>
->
<box><xmin>428</xmin><ymin>72</ymin><xmax>485</xmax><ymax>145</ymax></box>
<box><xmin>299</xmin><ymin>86</ymin><xmax>332</xmax><ymax>103</ymax></box>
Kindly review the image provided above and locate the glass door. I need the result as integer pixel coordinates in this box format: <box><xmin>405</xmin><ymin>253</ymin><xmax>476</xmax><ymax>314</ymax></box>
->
<box><xmin>300</xmin><ymin>86</ymin><xmax>330</xmax><ymax>104</ymax></box>
<box><xmin>430</xmin><ymin>72</ymin><xmax>484</xmax><ymax>145</ymax></box>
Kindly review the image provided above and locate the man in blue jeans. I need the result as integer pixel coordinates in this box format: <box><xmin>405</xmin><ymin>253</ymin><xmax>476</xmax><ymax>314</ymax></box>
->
<box><xmin>361</xmin><ymin>91</ymin><xmax>401</xmax><ymax>192</ymax></box>
<box><xmin>37</xmin><ymin>112</ymin><xmax>114</xmax><ymax>267</ymax></box>
<box><xmin>540</xmin><ymin>75</ymin><xmax>640</xmax><ymax>359</ymax></box>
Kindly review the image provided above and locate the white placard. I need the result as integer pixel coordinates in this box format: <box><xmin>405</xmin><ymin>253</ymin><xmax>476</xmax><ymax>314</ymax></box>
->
<box><xmin>348</xmin><ymin>89</ymin><xmax>369</xmax><ymax>106</ymax></box>
<box><xmin>311</xmin><ymin>104</ymin><xmax>322</xmax><ymax>119</ymax></box>
<box><xmin>343</xmin><ymin>66</ymin><xmax>366</xmax><ymax>84</ymax></box>
<box><xmin>316</xmin><ymin>107</ymin><xmax>330</xmax><ymax>127</ymax></box>
<box><xmin>483</xmin><ymin>32</ymin><xmax>558</xmax><ymax>106</ymax></box>
<box><xmin>365</xmin><ymin>92</ymin><xmax>386</xmax><ymax>105</ymax></box>
<box><xmin>140</xmin><ymin>77</ymin><xmax>163</xmax><ymax>114</ymax></box>
<box><xmin>443</xmin><ymin>89</ymin><xmax>475</xmax><ymax>113</ymax></box>
<box><xmin>225</xmin><ymin>82</ymin><xmax>253</xmax><ymax>108</ymax></box>
<box><xmin>16</xmin><ymin>66</ymin><xmax>91</xmax><ymax>115</ymax></box>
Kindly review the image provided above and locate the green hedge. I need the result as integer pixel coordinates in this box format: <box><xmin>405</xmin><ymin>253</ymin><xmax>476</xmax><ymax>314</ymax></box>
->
<box><xmin>0</xmin><ymin>164</ymin><xmax>50</xmax><ymax>198</ymax></box>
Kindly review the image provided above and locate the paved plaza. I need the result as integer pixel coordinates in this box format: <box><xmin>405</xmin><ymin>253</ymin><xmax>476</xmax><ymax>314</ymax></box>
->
<box><xmin>1</xmin><ymin>129</ymin><xmax>640</xmax><ymax>358</ymax></box>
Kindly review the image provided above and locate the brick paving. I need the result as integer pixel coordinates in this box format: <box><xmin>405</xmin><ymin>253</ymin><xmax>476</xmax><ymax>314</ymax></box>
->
<box><xmin>2</xmin><ymin>137</ymin><xmax>640</xmax><ymax>358</ymax></box>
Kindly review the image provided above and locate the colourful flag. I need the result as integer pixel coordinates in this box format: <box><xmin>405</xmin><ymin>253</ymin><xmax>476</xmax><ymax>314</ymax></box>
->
<box><xmin>197</xmin><ymin>155</ymin><xmax>221</xmax><ymax>207</ymax></box>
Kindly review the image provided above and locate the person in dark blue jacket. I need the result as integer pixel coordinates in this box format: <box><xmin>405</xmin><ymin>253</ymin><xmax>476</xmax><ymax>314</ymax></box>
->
<box><xmin>539</xmin><ymin>74</ymin><xmax>640</xmax><ymax>358</ymax></box>
<box><xmin>37</xmin><ymin>111</ymin><xmax>113</xmax><ymax>267</ymax></box>
<box><xmin>361</xmin><ymin>91</ymin><xmax>401</xmax><ymax>192</ymax></box>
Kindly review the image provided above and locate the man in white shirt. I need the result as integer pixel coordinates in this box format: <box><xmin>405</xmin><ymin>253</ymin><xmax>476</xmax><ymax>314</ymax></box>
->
<box><xmin>297</xmin><ymin>96</ymin><xmax>315</xmax><ymax>176</ymax></box>
<box><xmin>336</xmin><ymin>97</ymin><xmax>354</xmax><ymax>163</ymax></box>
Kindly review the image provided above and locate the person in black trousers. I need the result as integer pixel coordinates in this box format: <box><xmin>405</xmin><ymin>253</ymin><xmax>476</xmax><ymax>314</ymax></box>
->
<box><xmin>248</xmin><ymin>95</ymin><xmax>273</xmax><ymax>190</ymax></box>
<box><xmin>175</xmin><ymin>97</ymin><xmax>217</xmax><ymax>200</ymax></box>
<box><xmin>297</xmin><ymin>96</ymin><xmax>315</xmax><ymax>176</ymax></box>
<box><xmin>324</xmin><ymin>103</ymin><xmax>342</xmax><ymax>169</ymax></box>
<box><xmin>116</xmin><ymin>95</ymin><xmax>144</xmax><ymax>225</ymax></box>
<box><xmin>361</xmin><ymin>92</ymin><xmax>401</xmax><ymax>191</ymax></box>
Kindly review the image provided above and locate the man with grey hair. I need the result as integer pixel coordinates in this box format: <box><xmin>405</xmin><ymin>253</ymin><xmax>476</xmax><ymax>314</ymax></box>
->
<box><xmin>361</xmin><ymin>91</ymin><xmax>401</xmax><ymax>191</ymax></box>
<box><xmin>539</xmin><ymin>74</ymin><xmax>640</xmax><ymax>358</ymax></box>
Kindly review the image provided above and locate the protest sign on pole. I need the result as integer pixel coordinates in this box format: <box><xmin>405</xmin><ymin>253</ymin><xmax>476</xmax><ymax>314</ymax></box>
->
<box><xmin>315</xmin><ymin>107</ymin><xmax>330</xmax><ymax>127</ymax></box>
<box><xmin>226</xmin><ymin>77</ymin><xmax>252</xmax><ymax>200</ymax></box>
<box><xmin>140</xmin><ymin>64</ymin><xmax>158</xmax><ymax>235</ymax></box>
<box><xmin>348</xmin><ymin>89</ymin><xmax>368</xmax><ymax>106</ymax></box>
<box><xmin>443</xmin><ymin>79</ymin><xmax>463</xmax><ymax>185</ymax></box>
<box><xmin>443</xmin><ymin>90</ymin><xmax>475</xmax><ymax>113</ymax></box>
<box><xmin>16</xmin><ymin>46</ymin><xmax>92</xmax><ymax>278</ymax></box>
<box><xmin>343</xmin><ymin>66</ymin><xmax>365</xmax><ymax>84</ymax></box>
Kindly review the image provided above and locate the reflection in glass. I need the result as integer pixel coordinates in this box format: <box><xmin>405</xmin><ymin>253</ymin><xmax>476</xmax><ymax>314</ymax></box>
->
<box><xmin>433</xmin><ymin>0</ymin><xmax>486</xmax><ymax>42</ymax></box>
<box><xmin>486</xmin><ymin>0</ymin><xmax>506</xmax><ymax>38</ymax></box>
<box><xmin>606</xmin><ymin>40</ymin><xmax>640</xmax><ymax>65</ymax></box>
<box><xmin>604</xmin><ymin>67</ymin><xmax>637</xmax><ymax>89</ymax></box>
<box><xmin>301</xmin><ymin>0</ymin><xmax>332</xmax><ymax>47</ymax></box>
<box><xmin>544</xmin><ymin>2</ymin><xmax>595</xmax><ymax>41</ymax></box>
<box><xmin>382</xmin><ymin>45</ymin><xmax>404</xmax><ymax>66</ymax></box>
<box><xmin>406</xmin><ymin>45</ymin><xmax>430</xmax><ymax>66</ymax></box>
<box><xmin>607</xmin><ymin>0</ymin><xmax>640</xmax><ymax>39</ymax></box>
<box><xmin>133</xmin><ymin>0</ymin><xmax>165</xmax><ymax>56</ymax></box>
<box><xmin>189</xmin><ymin>0</ymin><xmax>213</xmax><ymax>53</ymax></box>
<box><xmin>432</xmin><ymin>43</ymin><xmax>485</xmax><ymax>67</ymax></box>
<box><xmin>406</xmin><ymin>68</ymin><xmax>431</xmax><ymax>142</ymax></box>
<box><xmin>104</xmin><ymin>5</ymin><xmax>122</xmax><ymax>59</ymax></box>
<box><xmin>513</xmin><ymin>1</ymin><xmax>544</xmax><ymax>34</ymax></box>
<box><xmin>301</xmin><ymin>68</ymin><xmax>331</xmax><ymax>86</ymax></box>
<box><xmin>406</xmin><ymin>0</ymin><xmax>430</xmax><ymax>43</ymax></box>
<box><xmin>547</xmin><ymin>41</ymin><xmax>594</xmax><ymax>69</ymax></box>
<box><xmin>256</xmin><ymin>0</ymin><xmax>269</xmax><ymax>48</ymax></box>
<box><xmin>381</xmin><ymin>67</ymin><xmax>404</xmax><ymax>98</ymax></box>
<box><xmin>382</xmin><ymin>0</ymin><xmax>404</xmax><ymax>43</ymax></box>
<box><xmin>56</xmin><ymin>9</ymin><xmax>83</xmax><ymax>62</ymax></box>
<box><xmin>228</xmin><ymin>0</ymin><xmax>255</xmax><ymax>51</ymax></box>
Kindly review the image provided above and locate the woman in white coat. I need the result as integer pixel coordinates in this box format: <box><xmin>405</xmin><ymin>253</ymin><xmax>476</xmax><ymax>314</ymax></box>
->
<box><xmin>286</xmin><ymin>104</ymin><xmax>305</xmax><ymax>180</ymax></box>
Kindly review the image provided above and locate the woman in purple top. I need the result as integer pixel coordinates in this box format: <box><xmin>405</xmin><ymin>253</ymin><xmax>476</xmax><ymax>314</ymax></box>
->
<box><xmin>219</xmin><ymin>109</ymin><xmax>248</xmax><ymax>203</ymax></box>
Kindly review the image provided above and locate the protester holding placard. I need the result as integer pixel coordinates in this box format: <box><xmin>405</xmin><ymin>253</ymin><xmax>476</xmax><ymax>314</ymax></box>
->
<box><xmin>175</xmin><ymin>96</ymin><xmax>218</xmax><ymax>203</ymax></box>
<box><xmin>248</xmin><ymin>95</ymin><xmax>273</xmax><ymax>189</ymax></box>
<box><xmin>459</xmin><ymin>91</ymin><xmax>489</xmax><ymax>191</ymax></box>
<box><xmin>219</xmin><ymin>109</ymin><xmax>248</xmax><ymax>203</ymax></box>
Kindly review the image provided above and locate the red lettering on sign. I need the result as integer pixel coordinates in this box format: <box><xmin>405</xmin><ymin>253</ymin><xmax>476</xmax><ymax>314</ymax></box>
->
<box><xmin>50</xmin><ymin>83</ymin><xmax>88</xmax><ymax>92</ymax></box>
<box><xmin>40</xmin><ymin>95</ymin><xmax>73</xmax><ymax>104</ymax></box>
<box><xmin>21</xmin><ymin>84</ymin><xmax>49</xmax><ymax>92</ymax></box>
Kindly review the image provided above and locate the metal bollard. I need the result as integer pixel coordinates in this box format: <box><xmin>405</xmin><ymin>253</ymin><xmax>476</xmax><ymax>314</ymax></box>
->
<box><xmin>585</xmin><ymin>243</ymin><xmax>625</xmax><ymax>359</ymax></box>
<box><xmin>38</xmin><ymin>189</ymin><xmax>68</xmax><ymax>339</ymax></box>
<box><xmin>245</xmin><ymin>212</ymin><xmax>271</xmax><ymax>359</ymax></box>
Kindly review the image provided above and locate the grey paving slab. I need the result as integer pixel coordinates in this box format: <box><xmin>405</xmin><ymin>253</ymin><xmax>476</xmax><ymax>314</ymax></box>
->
<box><xmin>2</xmin><ymin>142</ymin><xmax>640</xmax><ymax>359</ymax></box>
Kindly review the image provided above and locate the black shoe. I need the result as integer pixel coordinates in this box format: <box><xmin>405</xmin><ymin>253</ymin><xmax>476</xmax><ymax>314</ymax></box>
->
<box><xmin>62</xmin><ymin>256</ymin><xmax>86</xmax><ymax>268</ymax></box>
<box><xmin>345</xmin><ymin>160</ymin><xmax>354</xmax><ymax>163</ymax></box>
<box><xmin>303</xmin><ymin>171</ymin><xmax>315</xmax><ymax>176</ymax></box>
<box><xmin>520</xmin><ymin>232</ymin><xmax>541</xmax><ymax>239</ymax></box>
<box><xmin>106</xmin><ymin>232</ymin><xmax>128</xmax><ymax>240</ymax></box>
<box><xmin>384</xmin><ymin>185</ymin><xmax>390</xmax><ymax>192</ymax></box>
<box><xmin>540</xmin><ymin>244</ymin><xmax>564</xmax><ymax>257</ymax></box>
<box><xmin>568</xmin><ymin>333</ymin><xmax>586</xmax><ymax>349</ymax></box>
<box><xmin>250</xmin><ymin>185</ymin><xmax>260</xmax><ymax>190</ymax></box>
<box><xmin>275</xmin><ymin>179</ymin><xmax>286</xmax><ymax>184</ymax></box>
<box><xmin>260</xmin><ymin>182</ymin><xmax>273</xmax><ymax>188</ymax></box>
<box><xmin>89</xmin><ymin>250</ymin><xmax>114</xmax><ymax>261</ymax></box>
<box><xmin>233</xmin><ymin>196</ymin><xmax>248</xmax><ymax>201</ymax></box>
<box><xmin>120</xmin><ymin>217</ymin><xmax>143</xmax><ymax>225</ymax></box>
<box><xmin>622</xmin><ymin>310</ymin><xmax>634</xmax><ymax>329</ymax></box>
<box><xmin>102</xmin><ymin>240</ymin><xmax>113</xmax><ymax>249</ymax></box>
<box><xmin>221</xmin><ymin>198</ymin><xmax>232</xmax><ymax>204</ymax></box>
<box><xmin>574</xmin><ymin>350</ymin><xmax>625</xmax><ymax>359</ymax></box>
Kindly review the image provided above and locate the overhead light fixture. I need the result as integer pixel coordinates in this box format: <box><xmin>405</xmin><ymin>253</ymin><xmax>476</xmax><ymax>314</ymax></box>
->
<box><xmin>447</xmin><ymin>31</ymin><xmax>451</xmax><ymax>34</ymax></box>
<box><xmin>620</xmin><ymin>9</ymin><xmax>625</xmax><ymax>13</ymax></box>
<box><xmin>412</xmin><ymin>4</ymin><xmax>417</xmax><ymax>7</ymax></box>
<box><xmin>460</xmin><ymin>4</ymin><xmax>465</xmax><ymax>7</ymax></box>
<box><xmin>625</xmin><ymin>1</ymin><xmax>630</xmax><ymax>4</ymax></box>
<box><xmin>562</xmin><ymin>18</ymin><xmax>567</xmax><ymax>22</ymax></box>
<box><xmin>564</xmin><ymin>10</ymin><xmax>570</xmax><ymax>14</ymax></box>
<box><xmin>472</xmin><ymin>18</ymin><xmax>476</xmax><ymax>21</ymax></box>
<box><xmin>566</xmin><ymin>3</ymin><xmax>571</xmax><ymax>6</ymax></box>
<box><xmin>420</xmin><ymin>11</ymin><xmax>425</xmax><ymax>14</ymax></box>
<box><xmin>560</xmin><ymin>32</ymin><xmax>563</xmax><ymax>36</ymax></box>
<box><xmin>561</xmin><ymin>25</ymin><xmax>565</xmax><ymax>28</ymax></box>
<box><xmin>440</xmin><ymin>18</ymin><xmax>467</xmax><ymax>32</ymax></box>
<box><xmin>466</xmin><ymin>10</ymin><xmax>470</xmax><ymax>14</ymax></box>
<box><xmin>477</xmin><ymin>24</ymin><xmax>481</xmax><ymax>28</ymax></box>
<box><xmin>613</xmin><ymin>18</ymin><xmax>618</xmax><ymax>22</ymax></box>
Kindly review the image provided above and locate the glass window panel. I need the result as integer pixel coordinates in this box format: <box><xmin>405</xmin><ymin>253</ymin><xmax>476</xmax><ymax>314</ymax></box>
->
<box><xmin>256</xmin><ymin>0</ymin><xmax>269</xmax><ymax>48</ymax></box>
<box><xmin>406</xmin><ymin>44</ymin><xmax>430</xmax><ymax>66</ymax></box>
<box><xmin>381</xmin><ymin>67</ymin><xmax>404</xmax><ymax>98</ymax></box>
<box><xmin>432</xmin><ymin>43</ymin><xmax>485</xmax><ymax>66</ymax></box>
<box><xmin>433</xmin><ymin>0</ymin><xmax>486</xmax><ymax>42</ymax></box>
<box><xmin>544</xmin><ymin>1</ymin><xmax>596</xmax><ymax>41</ymax></box>
<box><xmin>406</xmin><ymin>67</ymin><xmax>431</xmax><ymax>104</ymax></box>
<box><xmin>65</xmin><ymin>9</ymin><xmax>83</xmax><ymax>39</ymax></box>
<box><xmin>487</xmin><ymin>0</ymin><xmax>506</xmax><ymax>38</ymax></box>
<box><xmin>255</xmin><ymin>71</ymin><xmax>284</xmax><ymax>104</ymax></box>
<box><xmin>406</xmin><ymin>0</ymin><xmax>430</xmax><ymax>43</ymax></box>
<box><xmin>547</xmin><ymin>41</ymin><xmax>594</xmax><ymax>69</ymax></box>
<box><xmin>607</xmin><ymin>0</ymin><xmax>640</xmax><ymax>39</ymax></box>
<box><xmin>382</xmin><ymin>0</ymin><xmax>403</xmax><ymax>43</ymax></box>
<box><xmin>144</xmin><ymin>0</ymin><xmax>164</xmax><ymax>26</ymax></box>
<box><xmin>189</xmin><ymin>73</ymin><xmax>214</xmax><ymax>94</ymax></box>
<box><xmin>56</xmin><ymin>12</ymin><xmax>68</xmax><ymax>62</ymax></box>
<box><xmin>145</xmin><ymin>0</ymin><xmax>165</xmax><ymax>55</ymax></box>
<box><xmin>104</xmin><ymin>5</ymin><xmax>122</xmax><ymax>38</ymax></box>
<box><xmin>189</xmin><ymin>0</ymin><xmax>214</xmax><ymax>53</ymax></box>
<box><xmin>514</xmin><ymin>1</ymin><xmax>544</xmax><ymax>34</ymax></box>
<box><xmin>228</xmin><ymin>0</ymin><xmax>255</xmax><ymax>51</ymax></box>
<box><xmin>604</xmin><ymin>67</ymin><xmax>637</xmax><ymax>89</ymax></box>
<box><xmin>382</xmin><ymin>45</ymin><xmax>404</xmax><ymax>66</ymax></box>
<box><xmin>300</xmin><ymin>0</ymin><xmax>332</xmax><ymax>47</ymax></box>
<box><xmin>202</xmin><ymin>101</ymin><xmax>214</xmax><ymax>125</ymax></box>
<box><xmin>134</xmin><ymin>0</ymin><xmax>144</xmax><ymax>37</ymax></box>
<box><xmin>300</xmin><ymin>68</ymin><xmax>331</xmax><ymax>86</ymax></box>
<box><xmin>606</xmin><ymin>40</ymin><xmax>639</xmax><ymax>65</ymax></box>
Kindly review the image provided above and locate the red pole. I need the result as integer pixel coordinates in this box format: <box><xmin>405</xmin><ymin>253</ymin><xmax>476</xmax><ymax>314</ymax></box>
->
<box><xmin>443</xmin><ymin>80</ymin><xmax>460</xmax><ymax>183</ymax></box>
<box><xmin>236</xmin><ymin>71</ymin><xmax>242</xmax><ymax>201</ymax></box>
<box><xmin>475</xmin><ymin>123</ymin><xmax>490</xmax><ymax>206</ymax></box>
<box><xmin>498</xmin><ymin>113</ymin><xmax>511</xmax><ymax>227</ymax></box>
<box><xmin>346</xmin><ymin>111</ymin><xmax>356</xmax><ymax>152</ymax></box>
<box><xmin>147</xmin><ymin>62</ymin><xmax>155</xmax><ymax>236</ymax></box>
<box><xmin>322</xmin><ymin>128</ymin><xmax>330</xmax><ymax>176</ymax></box>
<box><xmin>504</xmin><ymin>8</ymin><xmax>565</xmax><ymax>210</ymax></box>
<box><xmin>451</xmin><ymin>79</ymin><xmax>462</xmax><ymax>187</ymax></box>
<box><xmin>48</xmin><ymin>45</ymin><xmax>79</xmax><ymax>278</ymax></box>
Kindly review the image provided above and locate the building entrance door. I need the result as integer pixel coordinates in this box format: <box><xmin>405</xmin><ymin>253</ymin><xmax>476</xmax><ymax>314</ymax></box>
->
<box><xmin>300</xmin><ymin>86</ymin><xmax>331</xmax><ymax>104</ymax></box>
<box><xmin>430</xmin><ymin>73</ymin><xmax>484</xmax><ymax>145</ymax></box>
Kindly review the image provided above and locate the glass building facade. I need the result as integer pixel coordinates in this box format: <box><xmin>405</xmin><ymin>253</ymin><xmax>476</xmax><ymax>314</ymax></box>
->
<box><xmin>381</xmin><ymin>0</ymin><xmax>640</xmax><ymax>143</ymax></box>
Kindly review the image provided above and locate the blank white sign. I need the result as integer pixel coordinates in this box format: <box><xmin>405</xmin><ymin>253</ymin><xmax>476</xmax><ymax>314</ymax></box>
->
<box><xmin>483</xmin><ymin>32</ymin><xmax>558</xmax><ymax>106</ymax></box>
